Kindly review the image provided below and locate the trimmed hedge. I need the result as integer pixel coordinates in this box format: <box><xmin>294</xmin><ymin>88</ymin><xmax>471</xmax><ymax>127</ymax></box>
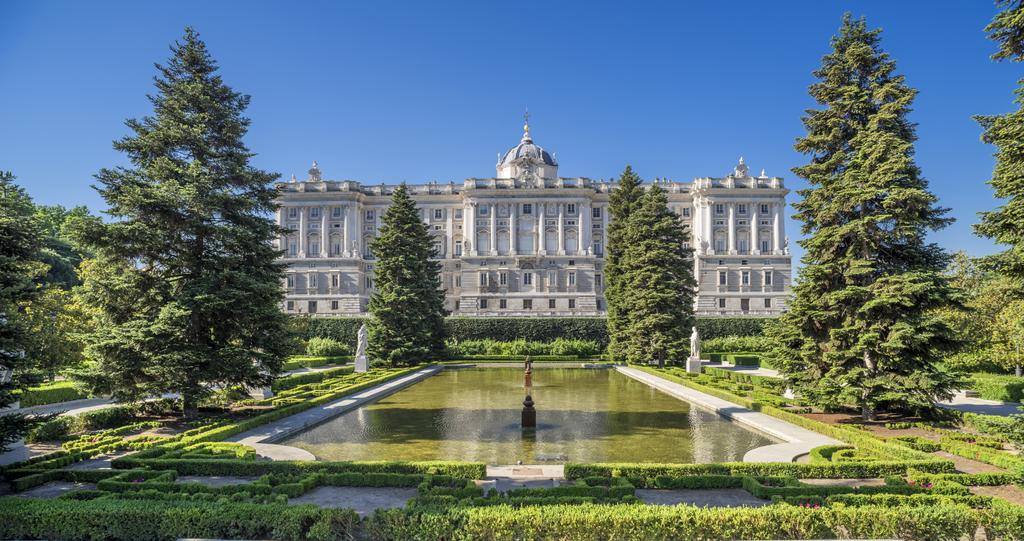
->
<box><xmin>969</xmin><ymin>372</ymin><xmax>1024</xmax><ymax>402</ymax></box>
<box><xmin>272</xmin><ymin>365</ymin><xmax>353</xmax><ymax>391</ymax></box>
<box><xmin>564</xmin><ymin>459</ymin><xmax>949</xmax><ymax>484</ymax></box>
<box><xmin>0</xmin><ymin>498</ymin><xmax>357</xmax><ymax>541</ymax></box>
<box><xmin>281</xmin><ymin>356</ymin><xmax>349</xmax><ymax>371</ymax></box>
<box><xmin>17</xmin><ymin>380</ymin><xmax>89</xmax><ymax>407</ymax></box>
<box><xmin>296</xmin><ymin>316</ymin><xmax>771</xmax><ymax>347</ymax></box>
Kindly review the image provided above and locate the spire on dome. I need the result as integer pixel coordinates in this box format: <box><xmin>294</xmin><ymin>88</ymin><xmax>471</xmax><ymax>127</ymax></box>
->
<box><xmin>522</xmin><ymin>108</ymin><xmax>532</xmax><ymax>142</ymax></box>
<box><xmin>308</xmin><ymin>161</ymin><xmax>322</xmax><ymax>182</ymax></box>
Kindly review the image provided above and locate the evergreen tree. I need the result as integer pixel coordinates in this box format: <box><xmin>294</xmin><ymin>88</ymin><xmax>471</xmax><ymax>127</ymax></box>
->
<box><xmin>976</xmin><ymin>0</ymin><xmax>1024</xmax><ymax>288</ymax></box>
<box><xmin>73</xmin><ymin>28</ymin><xmax>291</xmax><ymax>415</ymax></box>
<box><xmin>604</xmin><ymin>166</ymin><xmax>644</xmax><ymax>361</ymax></box>
<box><xmin>33</xmin><ymin>205</ymin><xmax>92</xmax><ymax>289</ymax></box>
<box><xmin>367</xmin><ymin>184</ymin><xmax>446</xmax><ymax>366</ymax></box>
<box><xmin>767</xmin><ymin>15</ymin><xmax>962</xmax><ymax>420</ymax></box>
<box><xmin>0</xmin><ymin>171</ymin><xmax>47</xmax><ymax>451</ymax></box>
<box><xmin>618</xmin><ymin>185</ymin><xmax>696</xmax><ymax>367</ymax></box>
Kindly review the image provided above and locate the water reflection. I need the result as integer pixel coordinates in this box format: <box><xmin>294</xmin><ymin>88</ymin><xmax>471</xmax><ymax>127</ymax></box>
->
<box><xmin>282</xmin><ymin>368</ymin><xmax>777</xmax><ymax>463</ymax></box>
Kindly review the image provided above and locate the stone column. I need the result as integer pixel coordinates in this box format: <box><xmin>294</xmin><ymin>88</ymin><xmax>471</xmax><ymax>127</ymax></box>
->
<box><xmin>579</xmin><ymin>200</ymin><xmax>589</xmax><ymax>255</ymax></box>
<box><xmin>510</xmin><ymin>202</ymin><xmax>518</xmax><ymax>255</ymax></box>
<box><xmin>298</xmin><ymin>207</ymin><xmax>307</xmax><ymax>257</ymax></box>
<box><xmin>320</xmin><ymin>208</ymin><xmax>327</xmax><ymax>257</ymax></box>
<box><xmin>276</xmin><ymin>207</ymin><xmax>285</xmax><ymax>252</ymax></box>
<box><xmin>489</xmin><ymin>202</ymin><xmax>497</xmax><ymax>255</ymax></box>
<box><xmin>750</xmin><ymin>203</ymin><xmax>759</xmax><ymax>255</ymax></box>
<box><xmin>727</xmin><ymin>203</ymin><xmax>736</xmax><ymax>254</ymax></box>
<box><xmin>557</xmin><ymin>203</ymin><xmax>565</xmax><ymax>255</ymax></box>
<box><xmin>447</xmin><ymin>207</ymin><xmax>455</xmax><ymax>258</ymax></box>
<box><xmin>469</xmin><ymin>203</ymin><xmax>478</xmax><ymax>256</ymax></box>
<box><xmin>342</xmin><ymin>204</ymin><xmax>350</xmax><ymax>257</ymax></box>
<box><xmin>537</xmin><ymin>202</ymin><xmax>546</xmax><ymax>255</ymax></box>
<box><xmin>772</xmin><ymin>202</ymin><xmax>783</xmax><ymax>254</ymax></box>
<box><xmin>355</xmin><ymin>205</ymin><xmax>363</xmax><ymax>258</ymax></box>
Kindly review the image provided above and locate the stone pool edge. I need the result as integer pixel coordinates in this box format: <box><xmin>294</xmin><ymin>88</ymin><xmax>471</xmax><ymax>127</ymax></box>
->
<box><xmin>614</xmin><ymin>366</ymin><xmax>840</xmax><ymax>463</ymax></box>
<box><xmin>226</xmin><ymin>365</ymin><xmax>444</xmax><ymax>460</ymax></box>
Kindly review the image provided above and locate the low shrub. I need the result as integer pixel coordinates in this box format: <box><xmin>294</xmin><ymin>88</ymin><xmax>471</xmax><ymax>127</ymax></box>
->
<box><xmin>969</xmin><ymin>372</ymin><xmax>1024</xmax><ymax>402</ymax></box>
<box><xmin>272</xmin><ymin>366</ymin><xmax>353</xmax><ymax>391</ymax></box>
<box><xmin>305</xmin><ymin>336</ymin><xmax>350</xmax><ymax>357</ymax></box>
<box><xmin>25</xmin><ymin>416</ymin><xmax>76</xmax><ymax>443</ymax></box>
<box><xmin>78</xmin><ymin>405</ymin><xmax>138</xmax><ymax>431</ymax></box>
<box><xmin>17</xmin><ymin>380</ymin><xmax>89</xmax><ymax>407</ymax></box>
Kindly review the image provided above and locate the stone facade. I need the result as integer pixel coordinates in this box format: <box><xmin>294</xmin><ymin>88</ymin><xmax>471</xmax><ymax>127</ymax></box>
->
<box><xmin>275</xmin><ymin>123</ymin><xmax>791</xmax><ymax>317</ymax></box>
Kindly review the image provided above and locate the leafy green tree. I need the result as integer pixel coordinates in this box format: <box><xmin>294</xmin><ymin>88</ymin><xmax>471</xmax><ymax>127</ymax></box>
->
<box><xmin>367</xmin><ymin>184</ymin><xmax>446</xmax><ymax>366</ymax></box>
<box><xmin>34</xmin><ymin>205</ymin><xmax>92</xmax><ymax>289</ymax></box>
<box><xmin>767</xmin><ymin>15</ymin><xmax>963</xmax><ymax>420</ymax></box>
<box><xmin>0</xmin><ymin>171</ymin><xmax>47</xmax><ymax>451</ymax></box>
<box><xmin>976</xmin><ymin>0</ymin><xmax>1024</xmax><ymax>288</ymax></box>
<box><xmin>992</xmin><ymin>300</ymin><xmax>1024</xmax><ymax>376</ymax></box>
<box><xmin>617</xmin><ymin>185</ymin><xmax>696</xmax><ymax>367</ymax></box>
<box><xmin>73</xmin><ymin>28</ymin><xmax>291</xmax><ymax>415</ymax></box>
<box><xmin>22</xmin><ymin>287</ymin><xmax>94</xmax><ymax>381</ymax></box>
<box><xmin>604</xmin><ymin>166</ymin><xmax>644</xmax><ymax>362</ymax></box>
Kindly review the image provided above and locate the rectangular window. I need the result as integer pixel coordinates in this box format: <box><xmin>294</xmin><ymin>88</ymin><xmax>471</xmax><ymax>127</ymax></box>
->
<box><xmin>307</xmin><ymin>301</ymin><xmax>317</xmax><ymax>314</ymax></box>
<box><xmin>480</xmin><ymin>299</ymin><xmax>488</xmax><ymax>309</ymax></box>
<box><xmin>331</xmin><ymin>274</ymin><xmax>339</xmax><ymax>288</ymax></box>
<box><xmin>569</xmin><ymin>299</ymin><xmax>576</xmax><ymax>309</ymax></box>
<box><xmin>455</xmin><ymin>274</ymin><xmax>461</xmax><ymax>288</ymax></box>
<box><xmin>332</xmin><ymin>207</ymin><xmax>342</xmax><ymax>217</ymax></box>
<box><xmin>715</xmin><ymin>204</ymin><xmax>725</xmax><ymax>214</ymax></box>
<box><xmin>331</xmin><ymin>300</ymin><xmax>339</xmax><ymax>310</ymax></box>
<box><xmin>499</xmin><ymin>272</ymin><xmax>508</xmax><ymax>286</ymax></box>
<box><xmin>308</xmin><ymin>274</ymin><xmax>318</xmax><ymax>288</ymax></box>
<box><xmin>454</xmin><ymin>301</ymin><xmax>460</xmax><ymax>311</ymax></box>
<box><xmin>432</xmin><ymin>241</ymin><xmax>442</xmax><ymax>256</ymax></box>
<box><xmin>289</xmin><ymin>241</ymin><xmax>297</xmax><ymax>256</ymax></box>
<box><xmin>764</xmin><ymin>298</ymin><xmax>772</xmax><ymax>308</ymax></box>
<box><xmin>523</xmin><ymin>272</ymin><xmax>533</xmax><ymax>285</ymax></box>
<box><xmin>455</xmin><ymin>209</ymin><xmax>463</xmax><ymax>219</ymax></box>
<box><xmin>595</xmin><ymin>274</ymin><xmax>603</xmax><ymax>288</ymax></box>
<box><xmin>455</xmin><ymin>240</ymin><xmax>463</xmax><ymax>256</ymax></box>
<box><xmin>760</xmin><ymin>204</ymin><xmax>770</xmax><ymax>214</ymax></box>
<box><xmin>764</xmin><ymin>271</ymin><xmax>773</xmax><ymax>285</ymax></box>
<box><xmin>310</xmin><ymin>207</ymin><xmax>321</xmax><ymax>218</ymax></box>
<box><xmin>549</xmin><ymin>299</ymin><xmax>556</xmax><ymax>309</ymax></box>
<box><xmin>715</xmin><ymin>239</ymin><xmax>725</xmax><ymax>252</ymax></box>
<box><xmin>761</xmin><ymin>240</ymin><xmax>770</xmax><ymax>253</ymax></box>
<box><xmin>718</xmin><ymin>298</ymin><xmax>726</xmax><ymax>309</ymax></box>
<box><xmin>480</xmin><ymin>272</ymin><xmax>489</xmax><ymax>286</ymax></box>
<box><xmin>742</xmin><ymin>271</ymin><xmax>750</xmax><ymax>285</ymax></box>
<box><xmin>286</xmin><ymin>275</ymin><xmax>294</xmax><ymax>288</ymax></box>
<box><xmin>479</xmin><ymin>206</ymin><xmax>489</xmax><ymax>216</ymax></box>
<box><xmin>682</xmin><ymin>207</ymin><xmax>691</xmax><ymax>217</ymax></box>
<box><xmin>567</xmin><ymin>203</ymin><xmax>576</xmax><ymax>214</ymax></box>
<box><xmin>288</xmin><ymin>208</ymin><xmax>298</xmax><ymax>219</ymax></box>
<box><xmin>522</xmin><ymin>203</ymin><xmax>533</xmax><ymax>215</ymax></box>
<box><xmin>499</xmin><ymin>299</ymin><xmax>507</xmax><ymax>309</ymax></box>
<box><xmin>568</xmin><ymin>272</ymin><xmax>576</xmax><ymax>286</ymax></box>
<box><xmin>593</xmin><ymin>241</ymin><xmax>603</xmax><ymax>256</ymax></box>
<box><xmin>523</xmin><ymin>299</ymin><xmax>532</xmax><ymax>310</ymax></box>
<box><xmin>719</xmin><ymin>271</ymin><xmax>727</xmax><ymax>285</ymax></box>
<box><xmin>286</xmin><ymin>301</ymin><xmax>294</xmax><ymax>311</ymax></box>
<box><xmin>592</xmin><ymin>207</ymin><xmax>601</xmax><ymax>219</ymax></box>
<box><xmin>738</xmin><ymin>204</ymin><xmax>747</xmax><ymax>215</ymax></box>
<box><xmin>365</xmin><ymin>277</ymin><xmax>373</xmax><ymax>289</ymax></box>
<box><xmin>365</xmin><ymin>210</ymin><xmax>375</xmax><ymax>221</ymax></box>
<box><xmin>434</xmin><ymin>209</ymin><xmax>443</xmax><ymax>220</ymax></box>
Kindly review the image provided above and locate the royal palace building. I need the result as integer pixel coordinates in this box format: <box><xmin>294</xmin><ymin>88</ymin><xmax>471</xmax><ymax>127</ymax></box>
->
<box><xmin>275</xmin><ymin>121</ymin><xmax>792</xmax><ymax>317</ymax></box>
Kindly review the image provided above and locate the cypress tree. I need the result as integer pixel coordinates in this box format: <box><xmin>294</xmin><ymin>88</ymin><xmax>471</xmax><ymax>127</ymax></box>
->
<box><xmin>604</xmin><ymin>165</ymin><xmax>644</xmax><ymax>362</ymax></box>
<box><xmin>367</xmin><ymin>184</ymin><xmax>446</xmax><ymax>366</ymax></box>
<box><xmin>975</xmin><ymin>0</ymin><xmax>1024</xmax><ymax>288</ymax></box>
<box><xmin>618</xmin><ymin>185</ymin><xmax>696</xmax><ymax>367</ymax></box>
<box><xmin>768</xmin><ymin>15</ymin><xmax>962</xmax><ymax>420</ymax></box>
<box><xmin>0</xmin><ymin>171</ymin><xmax>48</xmax><ymax>450</ymax></box>
<box><xmin>74</xmin><ymin>28</ymin><xmax>291</xmax><ymax>415</ymax></box>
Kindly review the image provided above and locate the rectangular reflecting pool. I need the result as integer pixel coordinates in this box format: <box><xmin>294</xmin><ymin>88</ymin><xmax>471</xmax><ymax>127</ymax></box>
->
<box><xmin>281</xmin><ymin>367</ymin><xmax>778</xmax><ymax>464</ymax></box>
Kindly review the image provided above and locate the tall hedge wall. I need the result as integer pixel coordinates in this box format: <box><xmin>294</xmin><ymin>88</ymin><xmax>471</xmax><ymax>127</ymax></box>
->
<box><xmin>294</xmin><ymin>316</ymin><xmax>770</xmax><ymax>347</ymax></box>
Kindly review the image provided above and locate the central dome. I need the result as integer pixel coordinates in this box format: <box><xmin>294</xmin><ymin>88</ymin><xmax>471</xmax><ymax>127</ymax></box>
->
<box><xmin>495</xmin><ymin>120</ymin><xmax>559</xmax><ymax>180</ymax></box>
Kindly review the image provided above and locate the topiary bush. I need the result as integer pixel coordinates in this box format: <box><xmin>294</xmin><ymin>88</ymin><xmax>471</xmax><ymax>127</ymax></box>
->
<box><xmin>305</xmin><ymin>336</ymin><xmax>350</xmax><ymax>357</ymax></box>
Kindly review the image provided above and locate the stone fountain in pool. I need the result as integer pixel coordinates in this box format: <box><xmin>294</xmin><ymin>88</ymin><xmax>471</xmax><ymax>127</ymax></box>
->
<box><xmin>280</xmin><ymin>367</ymin><xmax>778</xmax><ymax>464</ymax></box>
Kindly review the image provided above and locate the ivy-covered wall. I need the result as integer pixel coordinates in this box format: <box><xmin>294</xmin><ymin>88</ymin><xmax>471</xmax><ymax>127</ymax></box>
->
<box><xmin>293</xmin><ymin>316</ymin><xmax>770</xmax><ymax>347</ymax></box>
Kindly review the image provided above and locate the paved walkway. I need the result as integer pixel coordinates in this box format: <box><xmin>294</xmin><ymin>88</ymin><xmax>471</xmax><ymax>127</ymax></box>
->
<box><xmin>615</xmin><ymin>366</ymin><xmax>839</xmax><ymax>462</ymax></box>
<box><xmin>939</xmin><ymin>395</ymin><xmax>1023</xmax><ymax>417</ymax></box>
<box><xmin>227</xmin><ymin>366</ymin><xmax>443</xmax><ymax>458</ymax></box>
<box><xmin>712</xmin><ymin>364</ymin><xmax>782</xmax><ymax>379</ymax></box>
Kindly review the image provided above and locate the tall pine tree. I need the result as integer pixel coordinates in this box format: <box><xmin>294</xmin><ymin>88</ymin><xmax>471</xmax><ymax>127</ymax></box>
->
<box><xmin>74</xmin><ymin>28</ymin><xmax>291</xmax><ymax>415</ymax></box>
<box><xmin>768</xmin><ymin>15</ymin><xmax>962</xmax><ymax>420</ymax></box>
<box><xmin>604</xmin><ymin>166</ymin><xmax>644</xmax><ymax>362</ymax></box>
<box><xmin>975</xmin><ymin>0</ymin><xmax>1024</xmax><ymax>288</ymax></box>
<box><xmin>618</xmin><ymin>185</ymin><xmax>696</xmax><ymax>367</ymax></box>
<box><xmin>0</xmin><ymin>171</ymin><xmax>47</xmax><ymax>451</ymax></box>
<box><xmin>367</xmin><ymin>184</ymin><xmax>446</xmax><ymax>366</ymax></box>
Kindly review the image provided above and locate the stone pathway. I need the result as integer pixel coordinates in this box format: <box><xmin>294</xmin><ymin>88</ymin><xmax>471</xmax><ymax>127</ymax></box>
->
<box><xmin>16</xmin><ymin>481</ymin><xmax>96</xmax><ymax>498</ymax></box>
<box><xmin>938</xmin><ymin>395</ymin><xmax>1023</xmax><ymax>417</ymax></box>
<box><xmin>614</xmin><ymin>366</ymin><xmax>840</xmax><ymax>462</ymax></box>
<box><xmin>712</xmin><ymin>364</ymin><xmax>782</xmax><ymax>379</ymax></box>
<box><xmin>288</xmin><ymin>486</ymin><xmax>417</xmax><ymax>515</ymax></box>
<box><xmin>227</xmin><ymin>366</ymin><xmax>443</xmax><ymax>457</ymax></box>
<box><xmin>177</xmin><ymin>475</ymin><xmax>259</xmax><ymax>487</ymax></box>
<box><xmin>637</xmin><ymin>488</ymin><xmax>768</xmax><ymax>507</ymax></box>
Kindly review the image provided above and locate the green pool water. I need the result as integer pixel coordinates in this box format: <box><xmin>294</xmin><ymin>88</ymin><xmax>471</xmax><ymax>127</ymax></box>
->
<box><xmin>281</xmin><ymin>368</ymin><xmax>777</xmax><ymax>464</ymax></box>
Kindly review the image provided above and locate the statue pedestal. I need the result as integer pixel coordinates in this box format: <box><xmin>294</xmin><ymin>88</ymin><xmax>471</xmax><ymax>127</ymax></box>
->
<box><xmin>249</xmin><ymin>387</ymin><xmax>273</xmax><ymax>399</ymax></box>
<box><xmin>355</xmin><ymin>354</ymin><xmax>369</xmax><ymax>373</ymax></box>
<box><xmin>521</xmin><ymin>394</ymin><xmax>536</xmax><ymax>428</ymax></box>
<box><xmin>686</xmin><ymin>356</ymin><xmax>703</xmax><ymax>375</ymax></box>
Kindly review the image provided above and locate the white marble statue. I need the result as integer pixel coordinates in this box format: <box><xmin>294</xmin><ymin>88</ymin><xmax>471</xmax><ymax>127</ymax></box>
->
<box><xmin>355</xmin><ymin>323</ymin><xmax>369</xmax><ymax>373</ymax></box>
<box><xmin>690</xmin><ymin>326</ymin><xmax>701</xmax><ymax>360</ymax></box>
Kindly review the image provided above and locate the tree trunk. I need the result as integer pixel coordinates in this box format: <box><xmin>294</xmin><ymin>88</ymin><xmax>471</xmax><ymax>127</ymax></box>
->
<box><xmin>181</xmin><ymin>391</ymin><xmax>199</xmax><ymax>419</ymax></box>
<box><xmin>1016</xmin><ymin>364</ymin><xmax>1021</xmax><ymax>378</ymax></box>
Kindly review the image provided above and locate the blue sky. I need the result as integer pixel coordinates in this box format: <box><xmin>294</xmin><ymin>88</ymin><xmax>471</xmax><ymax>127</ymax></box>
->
<box><xmin>1</xmin><ymin>1</ymin><xmax>1017</xmax><ymax>265</ymax></box>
